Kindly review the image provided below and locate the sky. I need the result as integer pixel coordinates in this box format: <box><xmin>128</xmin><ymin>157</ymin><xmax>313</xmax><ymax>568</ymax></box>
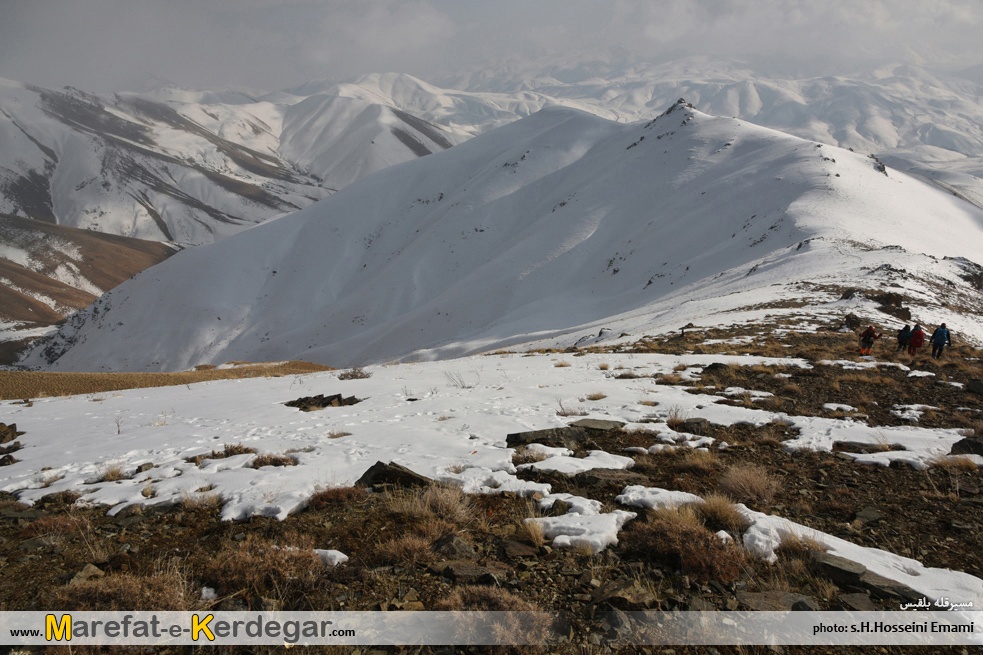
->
<box><xmin>1</xmin><ymin>0</ymin><xmax>982</xmax><ymax>93</ymax></box>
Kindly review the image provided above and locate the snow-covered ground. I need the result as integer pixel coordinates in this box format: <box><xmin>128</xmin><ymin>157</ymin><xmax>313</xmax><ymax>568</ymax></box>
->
<box><xmin>4</xmin><ymin>352</ymin><xmax>981</xmax><ymax>607</ymax></box>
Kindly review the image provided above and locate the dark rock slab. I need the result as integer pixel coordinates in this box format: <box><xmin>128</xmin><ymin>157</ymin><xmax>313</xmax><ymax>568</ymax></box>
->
<box><xmin>834</xmin><ymin>441</ymin><xmax>905</xmax><ymax>454</ymax></box>
<box><xmin>428</xmin><ymin>560</ymin><xmax>510</xmax><ymax>584</ymax></box>
<box><xmin>504</xmin><ymin>540</ymin><xmax>539</xmax><ymax>559</ymax></box>
<box><xmin>840</xmin><ymin>593</ymin><xmax>879</xmax><ymax>611</ymax></box>
<box><xmin>576</xmin><ymin>468</ymin><xmax>650</xmax><ymax>488</ymax></box>
<box><xmin>792</xmin><ymin>598</ymin><xmax>822</xmax><ymax>611</ymax></box>
<box><xmin>737</xmin><ymin>591</ymin><xmax>812</xmax><ymax>611</ymax></box>
<box><xmin>284</xmin><ymin>394</ymin><xmax>361</xmax><ymax>412</ymax></box>
<box><xmin>569</xmin><ymin>419</ymin><xmax>625</xmax><ymax>431</ymax></box>
<box><xmin>967</xmin><ymin>379</ymin><xmax>983</xmax><ymax>395</ymax></box>
<box><xmin>355</xmin><ymin>461</ymin><xmax>432</xmax><ymax>489</ymax></box>
<box><xmin>950</xmin><ymin>437</ymin><xmax>983</xmax><ymax>457</ymax></box>
<box><xmin>812</xmin><ymin>551</ymin><xmax>867</xmax><ymax>586</ymax></box>
<box><xmin>432</xmin><ymin>534</ymin><xmax>475</xmax><ymax>559</ymax></box>
<box><xmin>858</xmin><ymin>571</ymin><xmax>922</xmax><ymax>603</ymax></box>
<box><xmin>854</xmin><ymin>506</ymin><xmax>884</xmax><ymax>524</ymax></box>
<box><xmin>506</xmin><ymin>427</ymin><xmax>592</xmax><ymax>449</ymax></box>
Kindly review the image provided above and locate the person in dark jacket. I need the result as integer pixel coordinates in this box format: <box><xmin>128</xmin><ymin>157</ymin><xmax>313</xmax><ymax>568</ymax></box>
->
<box><xmin>896</xmin><ymin>325</ymin><xmax>912</xmax><ymax>352</ymax></box>
<box><xmin>908</xmin><ymin>324</ymin><xmax>925</xmax><ymax>356</ymax></box>
<box><xmin>859</xmin><ymin>325</ymin><xmax>881</xmax><ymax>355</ymax></box>
<box><xmin>930</xmin><ymin>323</ymin><xmax>952</xmax><ymax>359</ymax></box>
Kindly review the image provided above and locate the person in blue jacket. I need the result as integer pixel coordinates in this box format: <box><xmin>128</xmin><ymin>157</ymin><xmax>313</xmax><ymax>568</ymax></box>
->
<box><xmin>930</xmin><ymin>323</ymin><xmax>952</xmax><ymax>359</ymax></box>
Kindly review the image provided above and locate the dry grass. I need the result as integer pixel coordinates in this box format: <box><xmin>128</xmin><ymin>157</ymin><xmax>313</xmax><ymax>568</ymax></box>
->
<box><xmin>251</xmin><ymin>453</ymin><xmax>298</xmax><ymax>468</ymax></box>
<box><xmin>0</xmin><ymin>361</ymin><xmax>333</xmax><ymax>400</ymax></box>
<box><xmin>927</xmin><ymin>456</ymin><xmax>979</xmax><ymax>472</ymax></box>
<box><xmin>718</xmin><ymin>464</ymin><xmax>779</xmax><ymax>507</ymax></box>
<box><xmin>555</xmin><ymin>399</ymin><xmax>588</xmax><ymax>417</ymax></box>
<box><xmin>517</xmin><ymin>518</ymin><xmax>545</xmax><ymax>548</ymax></box>
<box><xmin>98</xmin><ymin>463</ymin><xmax>126</xmax><ymax>482</ymax></box>
<box><xmin>198</xmin><ymin>535</ymin><xmax>322</xmax><ymax>601</ymax></box>
<box><xmin>665</xmin><ymin>404</ymin><xmax>686</xmax><ymax>431</ymax></box>
<box><xmin>434</xmin><ymin>586</ymin><xmax>552</xmax><ymax>646</ymax></box>
<box><xmin>19</xmin><ymin>515</ymin><xmax>90</xmax><ymax>538</ymax></box>
<box><xmin>512</xmin><ymin>446</ymin><xmax>549</xmax><ymax>466</ymax></box>
<box><xmin>180</xmin><ymin>491</ymin><xmax>222</xmax><ymax>511</ymax></box>
<box><xmin>308</xmin><ymin>486</ymin><xmax>367</xmax><ymax>510</ymax></box>
<box><xmin>327</xmin><ymin>430</ymin><xmax>351</xmax><ymax>438</ymax></box>
<box><xmin>185</xmin><ymin>443</ymin><xmax>257</xmax><ymax>466</ymax></box>
<box><xmin>384</xmin><ymin>485</ymin><xmax>473</xmax><ymax>525</ymax></box>
<box><xmin>676</xmin><ymin>449</ymin><xmax>720</xmax><ymax>472</ymax></box>
<box><xmin>553</xmin><ymin>360</ymin><xmax>572</xmax><ymax>368</ymax></box>
<box><xmin>657</xmin><ymin>373</ymin><xmax>684</xmax><ymax>385</ymax></box>
<box><xmin>694</xmin><ymin>494</ymin><xmax>751</xmax><ymax>533</ymax></box>
<box><xmin>637</xmin><ymin>399</ymin><xmax>659</xmax><ymax>407</ymax></box>
<box><xmin>583</xmin><ymin>392</ymin><xmax>607</xmax><ymax>401</ymax></box>
<box><xmin>51</xmin><ymin>560</ymin><xmax>192</xmax><ymax>611</ymax></box>
<box><xmin>598</xmin><ymin>363</ymin><xmax>610</xmax><ymax>371</ymax></box>
<box><xmin>376</xmin><ymin>535</ymin><xmax>433</xmax><ymax>565</ymax></box>
<box><xmin>337</xmin><ymin>366</ymin><xmax>371</xmax><ymax>380</ymax></box>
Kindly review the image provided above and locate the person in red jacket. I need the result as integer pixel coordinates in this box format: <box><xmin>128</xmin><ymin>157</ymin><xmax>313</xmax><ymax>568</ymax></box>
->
<box><xmin>907</xmin><ymin>324</ymin><xmax>925</xmax><ymax>356</ymax></box>
<box><xmin>859</xmin><ymin>325</ymin><xmax>881</xmax><ymax>355</ymax></box>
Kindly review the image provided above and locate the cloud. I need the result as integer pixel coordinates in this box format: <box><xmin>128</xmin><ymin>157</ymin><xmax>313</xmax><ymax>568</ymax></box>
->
<box><xmin>0</xmin><ymin>0</ymin><xmax>980</xmax><ymax>92</ymax></box>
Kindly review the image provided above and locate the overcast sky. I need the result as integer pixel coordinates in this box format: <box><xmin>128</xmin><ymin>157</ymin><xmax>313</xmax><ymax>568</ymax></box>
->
<box><xmin>1</xmin><ymin>0</ymin><xmax>981</xmax><ymax>93</ymax></box>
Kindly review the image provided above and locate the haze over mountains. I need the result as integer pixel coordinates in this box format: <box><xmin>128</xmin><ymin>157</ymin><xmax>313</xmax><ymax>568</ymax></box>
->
<box><xmin>23</xmin><ymin>99</ymin><xmax>983</xmax><ymax>371</ymax></box>
<box><xmin>4</xmin><ymin>58</ymin><xmax>983</xmax><ymax>367</ymax></box>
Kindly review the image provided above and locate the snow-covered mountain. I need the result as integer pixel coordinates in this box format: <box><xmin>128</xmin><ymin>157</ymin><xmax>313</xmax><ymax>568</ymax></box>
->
<box><xmin>22</xmin><ymin>101</ymin><xmax>983</xmax><ymax>372</ymax></box>
<box><xmin>0</xmin><ymin>76</ymin><xmax>464</xmax><ymax>245</ymax></box>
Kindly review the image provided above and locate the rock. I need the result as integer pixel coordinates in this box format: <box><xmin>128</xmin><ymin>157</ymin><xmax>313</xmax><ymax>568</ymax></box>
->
<box><xmin>355</xmin><ymin>461</ymin><xmax>433</xmax><ymax>489</ymax></box>
<box><xmin>432</xmin><ymin>534</ymin><xmax>475</xmax><ymax>559</ymax></box>
<box><xmin>811</xmin><ymin>552</ymin><xmax>867</xmax><ymax>587</ymax></box>
<box><xmin>504</xmin><ymin>541</ymin><xmax>539</xmax><ymax>559</ymax></box>
<box><xmin>686</xmin><ymin>595</ymin><xmax>713</xmax><ymax>611</ymax></box>
<box><xmin>843</xmin><ymin>313</ymin><xmax>862</xmax><ymax>329</ymax></box>
<box><xmin>568</xmin><ymin>419</ymin><xmax>626</xmax><ymax>431</ymax></box>
<box><xmin>71</xmin><ymin>563</ymin><xmax>105</xmax><ymax>584</ymax></box>
<box><xmin>0</xmin><ymin>455</ymin><xmax>18</xmax><ymax>466</ymax></box>
<box><xmin>791</xmin><ymin>598</ymin><xmax>822</xmax><ymax>611</ymax></box>
<box><xmin>854</xmin><ymin>506</ymin><xmax>883</xmax><ymax>524</ymax></box>
<box><xmin>601</xmin><ymin>607</ymin><xmax>632</xmax><ymax>637</ymax></box>
<box><xmin>428</xmin><ymin>560</ymin><xmax>511</xmax><ymax>584</ymax></box>
<box><xmin>834</xmin><ymin>441</ymin><xmax>904</xmax><ymax>454</ymax></box>
<box><xmin>0</xmin><ymin>423</ymin><xmax>25</xmax><ymax>444</ymax></box>
<box><xmin>284</xmin><ymin>394</ymin><xmax>361</xmax><ymax>412</ymax></box>
<box><xmin>506</xmin><ymin>427</ymin><xmax>592</xmax><ymax>449</ymax></box>
<box><xmin>550</xmin><ymin>499</ymin><xmax>571</xmax><ymax>516</ymax></box>
<box><xmin>135</xmin><ymin>463</ymin><xmax>154</xmax><ymax>473</ymax></box>
<box><xmin>967</xmin><ymin>380</ymin><xmax>983</xmax><ymax>395</ymax></box>
<box><xmin>683</xmin><ymin>418</ymin><xmax>710</xmax><ymax>432</ymax></box>
<box><xmin>592</xmin><ymin>579</ymin><xmax>660</xmax><ymax>609</ymax></box>
<box><xmin>840</xmin><ymin>593</ymin><xmax>878</xmax><ymax>611</ymax></box>
<box><xmin>857</xmin><ymin>571</ymin><xmax>922</xmax><ymax>603</ymax></box>
<box><xmin>575</xmin><ymin>468</ymin><xmax>650</xmax><ymax>488</ymax></box>
<box><xmin>737</xmin><ymin>591</ymin><xmax>812</xmax><ymax>611</ymax></box>
<box><xmin>950</xmin><ymin>437</ymin><xmax>983</xmax><ymax>457</ymax></box>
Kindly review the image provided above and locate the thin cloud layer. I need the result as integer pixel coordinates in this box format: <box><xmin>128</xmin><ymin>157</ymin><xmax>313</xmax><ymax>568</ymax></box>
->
<box><xmin>1</xmin><ymin>0</ymin><xmax>981</xmax><ymax>92</ymax></box>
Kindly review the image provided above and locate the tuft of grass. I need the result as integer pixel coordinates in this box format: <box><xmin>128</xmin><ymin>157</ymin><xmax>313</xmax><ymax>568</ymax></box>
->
<box><xmin>308</xmin><ymin>486</ymin><xmax>367</xmax><ymax>510</ymax></box>
<box><xmin>518</xmin><ymin>518</ymin><xmax>545</xmax><ymax>548</ymax></box>
<box><xmin>20</xmin><ymin>515</ymin><xmax>90</xmax><ymax>539</ymax></box>
<box><xmin>928</xmin><ymin>456</ymin><xmax>978</xmax><ymax>472</ymax></box>
<box><xmin>384</xmin><ymin>485</ymin><xmax>473</xmax><ymax>525</ymax></box>
<box><xmin>676</xmin><ymin>449</ymin><xmax>720</xmax><ymax>472</ymax></box>
<box><xmin>555</xmin><ymin>398</ymin><xmax>588</xmax><ymax>417</ymax></box>
<box><xmin>338</xmin><ymin>366</ymin><xmax>371</xmax><ymax>380</ymax></box>
<box><xmin>583</xmin><ymin>392</ymin><xmax>607</xmax><ymax>401</ymax></box>
<box><xmin>512</xmin><ymin>446</ymin><xmax>549</xmax><ymax>466</ymax></box>
<box><xmin>52</xmin><ymin>560</ymin><xmax>192</xmax><ymax>611</ymax></box>
<box><xmin>251</xmin><ymin>453</ymin><xmax>298</xmax><ymax>468</ymax></box>
<box><xmin>694</xmin><ymin>494</ymin><xmax>750</xmax><ymax>534</ymax></box>
<box><xmin>376</xmin><ymin>535</ymin><xmax>433</xmax><ymax>565</ymax></box>
<box><xmin>180</xmin><ymin>491</ymin><xmax>222</xmax><ymax>511</ymax></box>
<box><xmin>186</xmin><ymin>443</ymin><xmax>257</xmax><ymax>466</ymax></box>
<box><xmin>598</xmin><ymin>363</ymin><xmax>610</xmax><ymax>371</ymax></box>
<box><xmin>554</xmin><ymin>361</ymin><xmax>571</xmax><ymax>368</ymax></box>
<box><xmin>718</xmin><ymin>465</ymin><xmax>779</xmax><ymax>507</ymax></box>
<box><xmin>98</xmin><ymin>463</ymin><xmax>127</xmax><ymax>482</ymax></box>
<box><xmin>665</xmin><ymin>405</ymin><xmax>687</xmax><ymax>431</ymax></box>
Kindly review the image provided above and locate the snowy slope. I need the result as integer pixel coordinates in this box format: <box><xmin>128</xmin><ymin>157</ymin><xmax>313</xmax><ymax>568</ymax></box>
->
<box><xmin>22</xmin><ymin>101</ymin><xmax>983</xmax><ymax>372</ymax></box>
<box><xmin>0</xmin><ymin>77</ymin><xmax>461</xmax><ymax>245</ymax></box>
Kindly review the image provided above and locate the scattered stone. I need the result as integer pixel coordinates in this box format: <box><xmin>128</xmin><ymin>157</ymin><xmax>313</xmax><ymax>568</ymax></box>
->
<box><xmin>284</xmin><ymin>394</ymin><xmax>361</xmax><ymax>412</ymax></box>
<box><xmin>812</xmin><ymin>552</ymin><xmax>867</xmax><ymax>587</ymax></box>
<box><xmin>71</xmin><ymin>563</ymin><xmax>105</xmax><ymax>584</ymax></box>
<box><xmin>840</xmin><ymin>593</ymin><xmax>878</xmax><ymax>611</ymax></box>
<box><xmin>506</xmin><ymin>427</ymin><xmax>592</xmax><ymax>449</ymax></box>
<box><xmin>432</xmin><ymin>534</ymin><xmax>475</xmax><ymax>559</ymax></box>
<box><xmin>568</xmin><ymin>419</ymin><xmax>626</xmax><ymax>431</ymax></box>
<box><xmin>0</xmin><ymin>423</ymin><xmax>25</xmax><ymax>445</ymax></box>
<box><xmin>575</xmin><ymin>468</ymin><xmax>650</xmax><ymax>488</ymax></box>
<box><xmin>950</xmin><ymin>437</ymin><xmax>983</xmax><ymax>457</ymax></box>
<box><xmin>854</xmin><ymin>506</ymin><xmax>883</xmax><ymax>524</ymax></box>
<box><xmin>738</xmin><ymin>591</ymin><xmax>812</xmax><ymax>611</ymax></box>
<box><xmin>504</xmin><ymin>541</ymin><xmax>539</xmax><ymax>559</ymax></box>
<box><xmin>355</xmin><ymin>461</ymin><xmax>433</xmax><ymax>489</ymax></box>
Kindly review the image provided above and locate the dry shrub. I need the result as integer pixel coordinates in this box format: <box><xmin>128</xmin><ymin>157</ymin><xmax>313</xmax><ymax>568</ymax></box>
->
<box><xmin>598</xmin><ymin>363</ymin><xmax>610</xmax><ymax>371</ymax></box>
<box><xmin>584</xmin><ymin>392</ymin><xmax>607</xmax><ymax>401</ymax></box>
<box><xmin>623</xmin><ymin>508</ymin><xmax>746</xmax><ymax>584</ymax></box>
<box><xmin>435</xmin><ymin>586</ymin><xmax>552</xmax><ymax>646</ymax></box>
<box><xmin>512</xmin><ymin>446</ymin><xmax>549</xmax><ymax>466</ymax></box>
<box><xmin>308</xmin><ymin>486</ymin><xmax>367</xmax><ymax>510</ymax></box>
<box><xmin>759</xmin><ymin>395</ymin><xmax>786</xmax><ymax>411</ymax></box>
<box><xmin>51</xmin><ymin>561</ymin><xmax>191</xmax><ymax>610</ymax></box>
<box><xmin>338</xmin><ymin>366</ymin><xmax>371</xmax><ymax>380</ymax></box>
<box><xmin>517</xmin><ymin>519</ymin><xmax>545</xmax><ymax>548</ymax></box>
<box><xmin>0</xmin><ymin>498</ymin><xmax>29</xmax><ymax>511</ymax></box>
<box><xmin>694</xmin><ymin>494</ymin><xmax>750</xmax><ymax>534</ymax></box>
<box><xmin>775</xmin><ymin>532</ymin><xmax>827</xmax><ymax>559</ymax></box>
<box><xmin>376</xmin><ymin>535</ymin><xmax>433</xmax><ymax>565</ymax></box>
<box><xmin>99</xmin><ymin>463</ymin><xmax>126</xmax><ymax>482</ymax></box>
<box><xmin>555</xmin><ymin>399</ymin><xmax>588</xmax><ymax>417</ymax></box>
<box><xmin>200</xmin><ymin>536</ymin><xmax>321</xmax><ymax>599</ymax></box>
<box><xmin>554</xmin><ymin>361</ymin><xmax>572</xmax><ymax>368</ymax></box>
<box><xmin>781</xmin><ymin>382</ymin><xmax>802</xmax><ymax>395</ymax></box>
<box><xmin>251</xmin><ymin>453</ymin><xmax>297</xmax><ymax>468</ymax></box>
<box><xmin>658</xmin><ymin>373</ymin><xmax>684</xmax><ymax>385</ymax></box>
<box><xmin>327</xmin><ymin>430</ymin><xmax>351</xmax><ymax>438</ymax></box>
<box><xmin>718</xmin><ymin>465</ymin><xmax>779</xmax><ymax>507</ymax></box>
<box><xmin>180</xmin><ymin>491</ymin><xmax>222</xmax><ymax>511</ymax></box>
<box><xmin>39</xmin><ymin>490</ymin><xmax>81</xmax><ymax>507</ymax></box>
<box><xmin>416</xmin><ymin>518</ymin><xmax>458</xmax><ymax>541</ymax></box>
<box><xmin>928</xmin><ymin>456</ymin><xmax>978</xmax><ymax>472</ymax></box>
<box><xmin>638</xmin><ymin>399</ymin><xmax>659</xmax><ymax>407</ymax></box>
<box><xmin>676</xmin><ymin>449</ymin><xmax>719</xmax><ymax>472</ymax></box>
<box><xmin>20</xmin><ymin>515</ymin><xmax>90</xmax><ymax>538</ymax></box>
<box><xmin>385</xmin><ymin>485</ymin><xmax>472</xmax><ymax>525</ymax></box>
<box><xmin>186</xmin><ymin>443</ymin><xmax>257</xmax><ymax>466</ymax></box>
<box><xmin>665</xmin><ymin>405</ymin><xmax>686</xmax><ymax>431</ymax></box>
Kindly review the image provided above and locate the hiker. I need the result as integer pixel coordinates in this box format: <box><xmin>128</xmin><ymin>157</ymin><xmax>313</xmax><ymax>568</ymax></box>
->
<box><xmin>908</xmin><ymin>324</ymin><xmax>925</xmax><ymax>356</ymax></box>
<box><xmin>859</xmin><ymin>325</ymin><xmax>881</xmax><ymax>355</ymax></box>
<box><xmin>896</xmin><ymin>324</ymin><xmax>912</xmax><ymax>352</ymax></box>
<box><xmin>930</xmin><ymin>323</ymin><xmax>952</xmax><ymax>359</ymax></box>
